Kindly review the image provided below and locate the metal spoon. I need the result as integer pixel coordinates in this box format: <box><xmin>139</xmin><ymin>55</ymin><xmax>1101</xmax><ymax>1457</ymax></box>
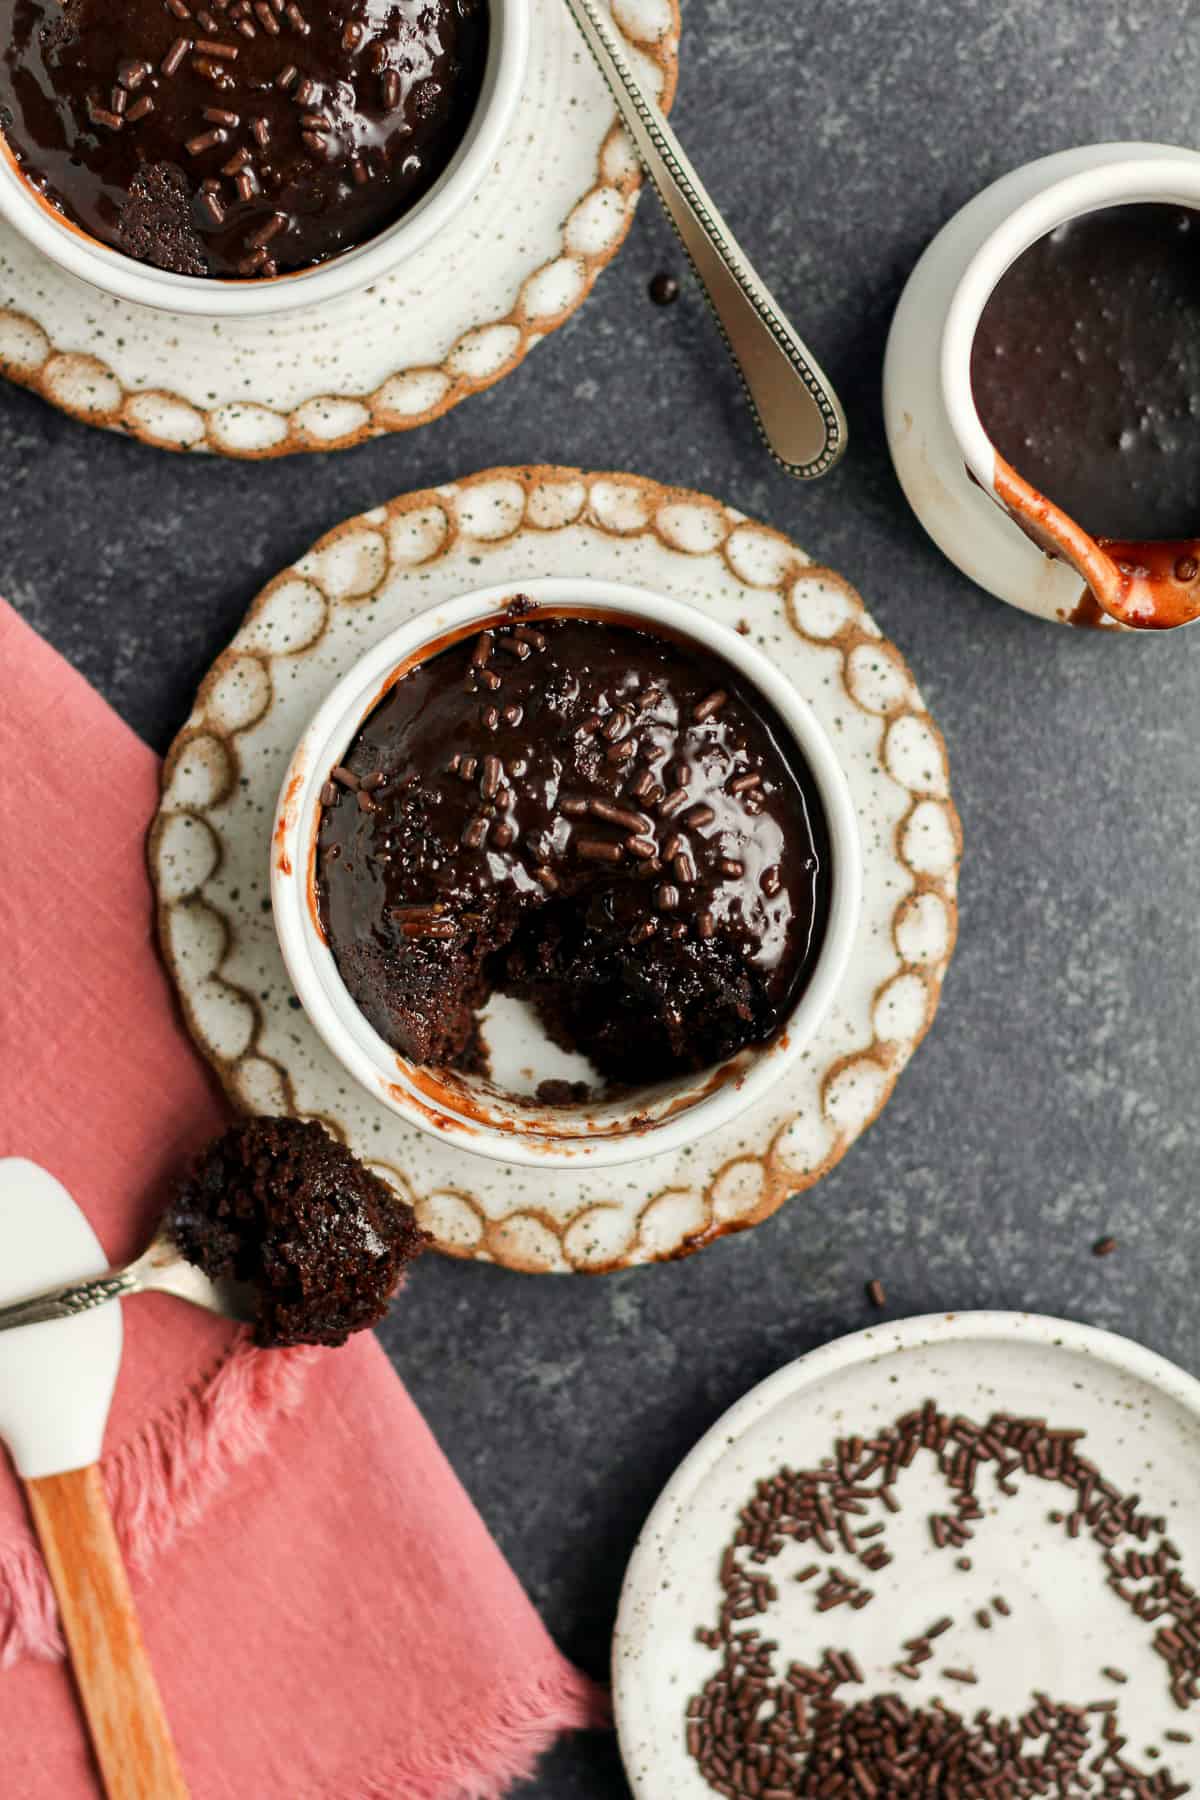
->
<box><xmin>0</xmin><ymin>1229</ymin><xmax>254</xmax><ymax>1332</ymax></box>
<box><xmin>562</xmin><ymin>0</ymin><xmax>846</xmax><ymax>479</ymax></box>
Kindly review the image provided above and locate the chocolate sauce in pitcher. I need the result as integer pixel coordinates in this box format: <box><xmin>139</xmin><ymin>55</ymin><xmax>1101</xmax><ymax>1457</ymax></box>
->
<box><xmin>972</xmin><ymin>203</ymin><xmax>1200</xmax><ymax>626</ymax></box>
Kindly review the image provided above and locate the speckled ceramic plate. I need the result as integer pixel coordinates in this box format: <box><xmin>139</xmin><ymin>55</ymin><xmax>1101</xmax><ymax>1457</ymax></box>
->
<box><xmin>0</xmin><ymin>0</ymin><xmax>677</xmax><ymax>458</ymax></box>
<box><xmin>613</xmin><ymin>1312</ymin><xmax>1200</xmax><ymax>1796</ymax></box>
<box><xmin>148</xmin><ymin>466</ymin><xmax>961</xmax><ymax>1271</ymax></box>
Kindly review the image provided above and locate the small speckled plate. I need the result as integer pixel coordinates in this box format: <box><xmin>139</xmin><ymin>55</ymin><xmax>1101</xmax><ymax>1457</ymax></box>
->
<box><xmin>0</xmin><ymin>0</ymin><xmax>677</xmax><ymax>458</ymax></box>
<box><xmin>613</xmin><ymin>1312</ymin><xmax>1200</xmax><ymax>1796</ymax></box>
<box><xmin>147</xmin><ymin>465</ymin><xmax>961</xmax><ymax>1271</ymax></box>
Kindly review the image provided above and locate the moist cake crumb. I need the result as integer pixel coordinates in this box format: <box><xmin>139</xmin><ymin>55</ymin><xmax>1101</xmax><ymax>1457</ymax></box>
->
<box><xmin>167</xmin><ymin>1115</ymin><xmax>427</xmax><ymax>1348</ymax></box>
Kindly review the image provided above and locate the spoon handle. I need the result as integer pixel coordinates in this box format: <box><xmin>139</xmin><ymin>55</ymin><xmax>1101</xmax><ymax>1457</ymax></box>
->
<box><xmin>27</xmin><ymin>1464</ymin><xmax>190</xmax><ymax>1799</ymax></box>
<box><xmin>560</xmin><ymin>0</ymin><xmax>846</xmax><ymax>479</ymax></box>
<box><xmin>0</xmin><ymin>1267</ymin><xmax>141</xmax><ymax>1331</ymax></box>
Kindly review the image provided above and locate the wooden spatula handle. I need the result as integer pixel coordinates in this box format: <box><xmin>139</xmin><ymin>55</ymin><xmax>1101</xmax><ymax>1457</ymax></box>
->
<box><xmin>25</xmin><ymin>1464</ymin><xmax>189</xmax><ymax>1800</ymax></box>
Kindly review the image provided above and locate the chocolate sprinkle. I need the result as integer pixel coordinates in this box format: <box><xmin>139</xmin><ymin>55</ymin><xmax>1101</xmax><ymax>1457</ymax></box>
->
<box><xmin>577</xmin><ymin>838</ymin><xmax>625</xmax><ymax>864</ymax></box>
<box><xmin>588</xmin><ymin>799</ymin><xmax>648</xmax><ymax>834</ymax></box>
<box><xmin>162</xmin><ymin>36</ymin><xmax>193</xmax><ymax>75</ymax></box>
<box><xmin>185</xmin><ymin>126</ymin><xmax>226</xmax><ymax>153</ymax></box>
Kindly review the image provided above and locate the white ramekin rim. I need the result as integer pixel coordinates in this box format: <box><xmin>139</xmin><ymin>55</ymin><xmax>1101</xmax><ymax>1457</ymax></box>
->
<box><xmin>0</xmin><ymin>0</ymin><xmax>528</xmax><ymax>319</ymax></box>
<box><xmin>271</xmin><ymin>577</ymin><xmax>863</xmax><ymax>1171</ymax></box>
<box><xmin>941</xmin><ymin>150</ymin><xmax>1200</xmax><ymax>497</ymax></box>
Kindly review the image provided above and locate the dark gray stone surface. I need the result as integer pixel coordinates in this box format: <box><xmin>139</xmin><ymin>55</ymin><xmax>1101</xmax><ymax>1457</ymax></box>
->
<box><xmin>5</xmin><ymin>2</ymin><xmax>1200</xmax><ymax>1792</ymax></box>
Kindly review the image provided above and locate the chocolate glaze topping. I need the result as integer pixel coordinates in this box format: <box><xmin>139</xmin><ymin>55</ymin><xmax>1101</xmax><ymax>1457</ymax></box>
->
<box><xmin>1</xmin><ymin>0</ymin><xmax>487</xmax><ymax>277</ymax></box>
<box><xmin>317</xmin><ymin>607</ymin><xmax>831</xmax><ymax>1088</ymax></box>
<box><xmin>168</xmin><ymin>1116</ymin><xmax>428</xmax><ymax>1347</ymax></box>
<box><xmin>972</xmin><ymin>204</ymin><xmax>1200</xmax><ymax>543</ymax></box>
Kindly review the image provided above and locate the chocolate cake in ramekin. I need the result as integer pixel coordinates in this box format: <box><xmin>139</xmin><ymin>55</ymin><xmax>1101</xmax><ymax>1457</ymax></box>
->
<box><xmin>0</xmin><ymin>0</ymin><xmax>527</xmax><ymax>314</ymax></box>
<box><xmin>271</xmin><ymin>580</ymin><xmax>862</xmax><ymax>1169</ymax></box>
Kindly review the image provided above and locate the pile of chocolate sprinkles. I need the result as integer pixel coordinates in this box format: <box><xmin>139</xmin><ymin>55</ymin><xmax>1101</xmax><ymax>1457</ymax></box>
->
<box><xmin>685</xmin><ymin>1400</ymin><xmax>1197</xmax><ymax>1796</ymax></box>
<box><xmin>688</xmin><ymin>1666</ymin><xmax>1189</xmax><ymax>1798</ymax></box>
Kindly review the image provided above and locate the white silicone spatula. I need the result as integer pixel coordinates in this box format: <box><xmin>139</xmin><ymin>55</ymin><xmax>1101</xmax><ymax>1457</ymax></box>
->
<box><xmin>0</xmin><ymin>1158</ymin><xmax>189</xmax><ymax>1799</ymax></box>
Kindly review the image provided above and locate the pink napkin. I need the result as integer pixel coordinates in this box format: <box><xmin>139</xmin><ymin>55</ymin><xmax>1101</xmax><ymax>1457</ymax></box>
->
<box><xmin>0</xmin><ymin>601</ymin><xmax>605</xmax><ymax>1797</ymax></box>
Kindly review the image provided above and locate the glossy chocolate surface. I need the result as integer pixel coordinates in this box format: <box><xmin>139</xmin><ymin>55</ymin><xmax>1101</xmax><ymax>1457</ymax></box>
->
<box><xmin>972</xmin><ymin>204</ymin><xmax>1200</xmax><ymax>542</ymax></box>
<box><xmin>316</xmin><ymin>608</ymin><xmax>832</xmax><ymax>1086</ymax></box>
<box><xmin>1</xmin><ymin>0</ymin><xmax>486</xmax><ymax>277</ymax></box>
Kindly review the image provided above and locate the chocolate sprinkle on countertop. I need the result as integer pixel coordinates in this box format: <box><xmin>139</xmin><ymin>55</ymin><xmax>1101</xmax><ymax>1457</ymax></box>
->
<box><xmin>317</xmin><ymin>609</ymin><xmax>831</xmax><ymax>1085</ymax></box>
<box><xmin>866</xmin><ymin>1277</ymin><xmax>886</xmax><ymax>1308</ymax></box>
<box><xmin>649</xmin><ymin>270</ymin><xmax>680</xmax><ymax>305</ymax></box>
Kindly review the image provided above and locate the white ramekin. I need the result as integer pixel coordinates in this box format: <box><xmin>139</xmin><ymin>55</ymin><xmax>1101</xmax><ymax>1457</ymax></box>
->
<box><xmin>0</xmin><ymin>0</ymin><xmax>527</xmax><ymax>318</ymax></box>
<box><xmin>271</xmin><ymin>577</ymin><xmax>862</xmax><ymax>1170</ymax></box>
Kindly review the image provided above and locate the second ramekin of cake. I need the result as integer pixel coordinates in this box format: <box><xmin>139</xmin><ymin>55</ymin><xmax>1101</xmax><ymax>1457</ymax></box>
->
<box><xmin>0</xmin><ymin>0</ymin><xmax>527</xmax><ymax>315</ymax></box>
<box><xmin>271</xmin><ymin>579</ymin><xmax>862</xmax><ymax>1168</ymax></box>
